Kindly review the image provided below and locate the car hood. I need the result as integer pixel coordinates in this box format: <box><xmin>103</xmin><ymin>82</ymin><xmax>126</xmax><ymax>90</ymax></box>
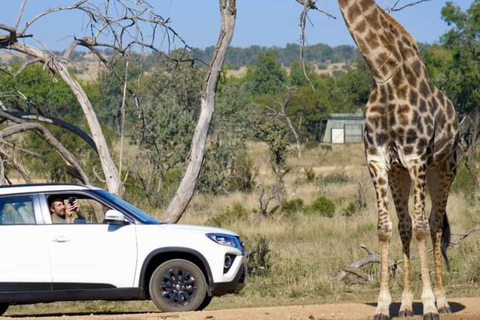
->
<box><xmin>158</xmin><ymin>223</ymin><xmax>239</xmax><ymax>236</ymax></box>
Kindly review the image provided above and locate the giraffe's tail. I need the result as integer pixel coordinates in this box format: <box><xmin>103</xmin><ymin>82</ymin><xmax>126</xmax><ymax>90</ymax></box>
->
<box><xmin>441</xmin><ymin>214</ymin><xmax>451</xmax><ymax>272</ymax></box>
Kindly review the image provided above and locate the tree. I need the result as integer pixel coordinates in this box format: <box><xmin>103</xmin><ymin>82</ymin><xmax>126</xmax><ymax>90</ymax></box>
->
<box><xmin>127</xmin><ymin>62</ymin><xmax>203</xmax><ymax>207</ymax></box>
<box><xmin>161</xmin><ymin>0</ymin><xmax>237</xmax><ymax>223</ymax></box>
<box><xmin>0</xmin><ymin>0</ymin><xmax>193</xmax><ymax>195</ymax></box>
<box><xmin>440</xmin><ymin>1</ymin><xmax>480</xmax><ymax>191</ymax></box>
<box><xmin>246</xmin><ymin>50</ymin><xmax>287</xmax><ymax>96</ymax></box>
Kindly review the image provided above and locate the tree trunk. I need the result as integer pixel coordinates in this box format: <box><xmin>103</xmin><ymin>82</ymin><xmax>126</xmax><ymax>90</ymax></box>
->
<box><xmin>0</xmin><ymin>121</ymin><xmax>90</xmax><ymax>185</ymax></box>
<box><xmin>162</xmin><ymin>0</ymin><xmax>237</xmax><ymax>223</ymax></box>
<box><xmin>8</xmin><ymin>42</ymin><xmax>121</xmax><ymax>195</ymax></box>
<box><xmin>7</xmin><ymin>112</ymin><xmax>98</xmax><ymax>153</ymax></box>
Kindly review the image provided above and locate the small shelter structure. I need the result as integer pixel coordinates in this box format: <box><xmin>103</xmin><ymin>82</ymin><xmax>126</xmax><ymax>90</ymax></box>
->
<box><xmin>322</xmin><ymin>113</ymin><xmax>365</xmax><ymax>144</ymax></box>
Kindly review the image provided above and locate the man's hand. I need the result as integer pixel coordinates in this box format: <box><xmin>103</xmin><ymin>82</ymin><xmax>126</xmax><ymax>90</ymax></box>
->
<box><xmin>66</xmin><ymin>199</ymin><xmax>80</xmax><ymax>222</ymax></box>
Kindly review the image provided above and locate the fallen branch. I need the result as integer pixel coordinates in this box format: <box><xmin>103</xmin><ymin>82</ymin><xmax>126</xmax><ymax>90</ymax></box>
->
<box><xmin>336</xmin><ymin>227</ymin><xmax>480</xmax><ymax>282</ymax></box>
<box><xmin>334</xmin><ymin>244</ymin><xmax>401</xmax><ymax>282</ymax></box>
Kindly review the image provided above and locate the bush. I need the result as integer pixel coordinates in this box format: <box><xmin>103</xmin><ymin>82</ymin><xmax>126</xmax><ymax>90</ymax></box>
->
<box><xmin>320</xmin><ymin>172</ymin><xmax>350</xmax><ymax>184</ymax></box>
<box><xmin>343</xmin><ymin>201</ymin><xmax>359</xmax><ymax>217</ymax></box>
<box><xmin>307</xmin><ymin>196</ymin><xmax>335</xmax><ymax>218</ymax></box>
<box><xmin>226</xmin><ymin>151</ymin><xmax>258</xmax><ymax>192</ymax></box>
<box><xmin>207</xmin><ymin>203</ymin><xmax>249</xmax><ymax>227</ymax></box>
<box><xmin>452</xmin><ymin>167</ymin><xmax>476</xmax><ymax>203</ymax></box>
<box><xmin>245</xmin><ymin>235</ymin><xmax>271</xmax><ymax>276</ymax></box>
<box><xmin>303</xmin><ymin>167</ymin><xmax>316</xmax><ymax>182</ymax></box>
<box><xmin>304</xmin><ymin>141</ymin><xmax>319</xmax><ymax>150</ymax></box>
<box><xmin>281</xmin><ymin>199</ymin><xmax>305</xmax><ymax>214</ymax></box>
<box><xmin>320</xmin><ymin>144</ymin><xmax>332</xmax><ymax>151</ymax></box>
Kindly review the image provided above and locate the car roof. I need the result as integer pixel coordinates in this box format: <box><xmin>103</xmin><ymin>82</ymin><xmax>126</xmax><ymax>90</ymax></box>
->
<box><xmin>0</xmin><ymin>183</ymin><xmax>102</xmax><ymax>196</ymax></box>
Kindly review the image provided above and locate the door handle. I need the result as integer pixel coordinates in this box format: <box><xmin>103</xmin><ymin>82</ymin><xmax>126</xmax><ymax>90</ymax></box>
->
<box><xmin>53</xmin><ymin>236</ymin><xmax>71</xmax><ymax>243</ymax></box>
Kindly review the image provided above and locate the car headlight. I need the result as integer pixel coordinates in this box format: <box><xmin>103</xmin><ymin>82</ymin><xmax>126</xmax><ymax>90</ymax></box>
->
<box><xmin>206</xmin><ymin>233</ymin><xmax>243</xmax><ymax>252</ymax></box>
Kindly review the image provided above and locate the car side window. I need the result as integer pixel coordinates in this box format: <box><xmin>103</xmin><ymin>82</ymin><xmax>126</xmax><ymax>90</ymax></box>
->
<box><xmin>0</xmin><ymin>195</ymin><xmax>35</xmax><ymax>225</ymax></box>
<box><xmin>78</xmin><ymin>197</ymin><xmax>109</xmax><ymax>223</ymax></box>
<box><xmin>47</xmin><ymin>194</ymin><xmax>111</xmax><ymax>224</ymax></box>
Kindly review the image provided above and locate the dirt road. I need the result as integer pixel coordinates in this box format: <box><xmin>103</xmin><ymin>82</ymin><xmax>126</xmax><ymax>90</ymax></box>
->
<box><xmin>4</xmin><ymin>297</ymin><xmax>480</xmax><ymax>320</ymax></box>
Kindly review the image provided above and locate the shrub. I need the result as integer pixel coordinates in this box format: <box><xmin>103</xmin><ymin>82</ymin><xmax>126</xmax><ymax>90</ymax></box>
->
<box><xmin>320</xmin><ymin>144</ymin><xmax>332</xmax><ymax>151</ymax></box>
<box><xmin>304</xmin><ymin>141</ymin><xmax>319</xmax><ymax>150</ymax></box>
<box><xmin>317</xmin><ymin>63</ymin><xmax>327</xmax><ymax>70</ymax></box>
<box><xmin>245</xmin><ymin>235</ymin><xmax>271</xmax><ymax>276</ymax></box>
<box><xmin>227</xmin><ymin>151</ymin><xmax>258</xmax><ymax>192</ymax></box>
<box><xmin>303</xmin><ymin>167</ymin><xmax>316</xmax><ymax>182</ymax></box>
<box><xmin>281</xmin><ymin>199</ymin><xmax>305</xmax><ymax>214</ymax></box>
<box><xmin>307</xmin><ymin>196</ymin><xmax>335</xmax><ymax>218</ymax></box>
<box><xmin>320</xmin><ymin>172</ymin><xmax>350</xmax><ymax>184</ymax></box>
<box><xmin>452</xmin><ymin>167</ymin><xmax>476</xmax><ymax>203</ymax></box>
<box><xmin>207</xmin><ymin>203</ymin><xmax>249</xmax><ymax>227</ymax></box>
<box><xmin>343</xmin><ymin>201</ymin><xmax>359</xmax><ymax>217</ymax></box>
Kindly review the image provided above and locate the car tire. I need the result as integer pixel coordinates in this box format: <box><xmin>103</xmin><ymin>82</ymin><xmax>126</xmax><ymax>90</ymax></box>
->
<box><xmin>149</xmin><ymin>259</ymin><xmax>208</xmax><ymax>312</ymax></box>
<box><xmin>198</xmin><ymin>296</ymin><xmax>213</xmax><ymax>311</ymax></box>
<box><xmin>0</xmin><ymin>303</ymin><xmax>8</xmax><ymax>316</ymax></box>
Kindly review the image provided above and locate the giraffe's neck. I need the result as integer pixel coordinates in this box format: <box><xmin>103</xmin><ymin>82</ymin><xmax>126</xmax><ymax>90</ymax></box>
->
<box><xmin>338</xmin><ymin>0</ymin><xmax>421</xmax><ymax>84</ymax></box>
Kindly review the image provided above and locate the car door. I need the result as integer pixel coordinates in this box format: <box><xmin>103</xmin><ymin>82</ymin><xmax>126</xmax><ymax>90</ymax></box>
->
<box><xmin>42</xmin><ymin>193</ymin><xmax>138</xmax><ymax>289</ymax></box>
<box><xmin>0</xmin><ymin>194</ymin><xmax>52</xmax><ymax>292</ymax></box>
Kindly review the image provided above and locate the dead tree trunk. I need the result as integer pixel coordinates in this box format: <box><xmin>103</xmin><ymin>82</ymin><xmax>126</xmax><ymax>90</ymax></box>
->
<box><xmin>8</xmin><ymin>42</ymin><xmax>121</xmax><ymax>195</ymax></box>
<box><xmin>0</xmin><ymin>113</ymin><xmax>90</xmax><ymax>185</ymax></box>
<box><xmin>162</xmin><ymin>0</ymin><xmax>237</xmax><ymax>223</ymax></box>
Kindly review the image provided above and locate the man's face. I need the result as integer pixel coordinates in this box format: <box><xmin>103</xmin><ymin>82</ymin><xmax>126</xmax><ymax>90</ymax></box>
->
<box><xmin>50</xmin><ymin>200</ymin><xmax>66</xmax><ymax>217</ymax></box>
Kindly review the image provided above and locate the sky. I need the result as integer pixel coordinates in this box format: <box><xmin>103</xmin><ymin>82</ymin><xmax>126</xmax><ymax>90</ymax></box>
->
<box><xmin>0</xmin><ymin>0</ymin><xmax>472</xmax><ymax>52</ymax></box>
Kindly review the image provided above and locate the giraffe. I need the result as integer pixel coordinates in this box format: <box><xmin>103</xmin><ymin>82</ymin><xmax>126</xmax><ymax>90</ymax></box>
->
<box><xmin>337</xmin><ymin>1</ymin><xmax>459</xmax><ymax>319</ymax></box>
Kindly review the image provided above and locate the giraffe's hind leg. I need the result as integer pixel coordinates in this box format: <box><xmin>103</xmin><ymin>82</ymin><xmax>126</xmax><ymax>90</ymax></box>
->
<box><xmin>406</xmin><ymin>158</ymin><xmax>438</xmax><ymax>320</ymax></box>
<box><xmin>427</xmin><ymin>158</ymin><xmax>456</xmax><ymax>314</ymax></box>
<box><xmin>389</xmin><ymin>164</ymin><xmax>413</xmax><ymax>317</ymax></box>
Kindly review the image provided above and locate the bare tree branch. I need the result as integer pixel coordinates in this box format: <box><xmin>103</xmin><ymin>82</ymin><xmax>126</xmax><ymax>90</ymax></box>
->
<box><xmin>0</xmin><ymin>114</ymin><xmax>90</xmax><ymax>185</ymax></box>
<box><xmin>15</xmin><ymin>0</ymin><xmax>28</xmax><ymax>30</ymax></box>
<box><xmin>0</xmin><ymin>147</ymin><xmax>31</xmax><ymax>183</ymax></box>
<box><xmin>391</xmin><ymin>0</ymin><xmax>432</xmax><ymax>11</ymax></box>
<box><xmin>2</xmin><ymin>141</ymin><xmax>42</xmax><ymax>159</ymax></box>
<box><xmin>7</xmin><ymin>112</ymin><xmax>98</xmax><ymax>154</ymax></box>
<box><xmin>19</xmin><ymin>0</ymin><xmax>89</xmax><ymax>36</ymax></box>
<box><xmin>0</xmin><ymin>58</ymin><xmax>42</xmax><ymax>78</ymax></box>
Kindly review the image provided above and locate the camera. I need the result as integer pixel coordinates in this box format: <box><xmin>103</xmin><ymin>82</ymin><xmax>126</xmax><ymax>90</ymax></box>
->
<box><xmin>68</xmin><ymin>197</ymin><xmax>77</xmax><ymax>206</ymax></box>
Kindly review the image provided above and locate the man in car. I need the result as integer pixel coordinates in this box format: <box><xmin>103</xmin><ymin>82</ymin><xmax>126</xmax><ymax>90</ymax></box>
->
<box><xmin>49</xmin><ymin>197</ymin><xmax>84</xmax><ymax>223</ymax></box>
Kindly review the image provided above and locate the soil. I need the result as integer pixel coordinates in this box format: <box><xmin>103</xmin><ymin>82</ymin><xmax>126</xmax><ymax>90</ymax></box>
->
<box><xmin>4</xmin><ymin>297</ymin><xmax>480</xmax><ymax>320</ymax></box>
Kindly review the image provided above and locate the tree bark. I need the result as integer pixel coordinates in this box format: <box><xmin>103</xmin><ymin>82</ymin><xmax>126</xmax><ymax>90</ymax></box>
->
<box><xmin>161</xmin><ymin>0</ymin><xmax>237</xmax><ymax>223</ymax></box>
<box><xmin>0</xmin><ymin>148</ymin><xmax>31</xmax><ymax>183</ymax></box>
<box><xmin>3</xmin><ymin>42</ymin><xmax>120</xmax><ymax>194</ymax></box>
<box><xmin>0</xmin><ymin>121</ymin><xmax>90</xmax><ymax>185</ymax></box>
<box><xmin>6</xmin><ymin>112</ymin><xmax>98</xmax><ymax>153</ymax></box>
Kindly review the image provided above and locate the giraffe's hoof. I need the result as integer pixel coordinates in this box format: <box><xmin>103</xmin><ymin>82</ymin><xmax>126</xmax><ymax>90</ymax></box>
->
<box><xmin>423</xmin><ymin>312</ymin><xmax>439</xmax><ymax>320</ymax></box>
<box><xmin>438</xmin><ymin>306</ymin><xmax>451</xmax><ymax>314</ymax></box>
<box><xmin>373</xmin><ymin>314</ymin><xmax>390</xmax><ymax>320</ymax></box>
<box><xmin>398</xmin><ymin>309</ymin><xmax>414</xmax><ymax>317</ymax></box>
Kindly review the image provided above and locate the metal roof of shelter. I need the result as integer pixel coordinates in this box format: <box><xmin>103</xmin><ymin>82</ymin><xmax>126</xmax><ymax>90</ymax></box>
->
<box><xmin>328</xmin><ymin>113</ymin><xmax>364</xmax><ymax>121</ymax></box>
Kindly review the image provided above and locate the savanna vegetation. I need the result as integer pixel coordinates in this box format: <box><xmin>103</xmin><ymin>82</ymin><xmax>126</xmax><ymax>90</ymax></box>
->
<box><xmin>1</xmin><ymin>0</ymin><xmax>480</xmax><ymax>316</ymax></box>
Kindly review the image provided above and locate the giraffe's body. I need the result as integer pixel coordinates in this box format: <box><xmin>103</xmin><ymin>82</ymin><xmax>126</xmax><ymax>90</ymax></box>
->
<box><xmin>337</xmin><ymin>1</ymin><xmax>458</xmax><ymax>319</ymax></box>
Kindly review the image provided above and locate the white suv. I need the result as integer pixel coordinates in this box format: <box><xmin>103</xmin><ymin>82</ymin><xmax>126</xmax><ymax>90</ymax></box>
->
<box><xmin>0</xmin><ymin>184</ymin><xmax>246</xmax><ymax>315</ymax></box>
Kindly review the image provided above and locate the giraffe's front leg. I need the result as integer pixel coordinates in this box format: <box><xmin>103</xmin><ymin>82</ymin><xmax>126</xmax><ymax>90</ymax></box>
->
<box><xmin>410</xmin><ymin>163</ymin><xmax>438</xmax><ymax>320</ymax></box>
<box><xmin>431</xmin><ymin>226</ymin><xmax>450</xmax><ymax>314</ymax></box>
<box><xmin>368</xmin><ymin>161</ymin><xmax>393</xmax><ymax>320</ymax></box>
<box><xmin>389</xmin><ymin>165</ymin><xmax>413</xmax><ymax>317</ymax></box>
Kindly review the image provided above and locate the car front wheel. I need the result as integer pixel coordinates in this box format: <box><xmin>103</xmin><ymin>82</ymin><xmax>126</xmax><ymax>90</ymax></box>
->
<box><xmin>149</xmin><ymin>259</ymin><xmax>208</xmax><ymax>312</ymax></box>
<box><xmin>0</xmin><ymin>304</ymin><xmax>8</xmax><ymax>316</ymax></box>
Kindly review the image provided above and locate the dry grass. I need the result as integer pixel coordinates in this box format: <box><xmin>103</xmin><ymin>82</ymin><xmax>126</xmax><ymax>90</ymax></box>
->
<box><xmin>6</xmin><ymin>142</ymin><xmax>480</xmax><ymax>316</ymax></box>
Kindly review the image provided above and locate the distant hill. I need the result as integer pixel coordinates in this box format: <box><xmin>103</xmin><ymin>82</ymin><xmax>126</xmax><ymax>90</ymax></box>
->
<box><xmin>191</xmin><ymin>43</ymin><xmax>359</xmax><ymax>69</ymax></box>
<box><xmin>0</xmin><ymin>43</ymin><xmax>360</xmax><ymax>81</ymax></box>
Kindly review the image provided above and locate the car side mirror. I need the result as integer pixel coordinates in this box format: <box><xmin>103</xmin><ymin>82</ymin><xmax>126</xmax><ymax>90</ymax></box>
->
<box><xmin>104</xmin><ymin>209</ymin><xmax>128</xmax><ymax>225</ymax></box>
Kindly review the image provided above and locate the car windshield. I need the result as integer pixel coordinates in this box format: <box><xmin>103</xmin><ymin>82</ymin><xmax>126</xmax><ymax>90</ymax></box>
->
<box><xmin>94</xmin><ymin>190</ymin><xmax>161</xmax><ymax>224</ymax></box>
